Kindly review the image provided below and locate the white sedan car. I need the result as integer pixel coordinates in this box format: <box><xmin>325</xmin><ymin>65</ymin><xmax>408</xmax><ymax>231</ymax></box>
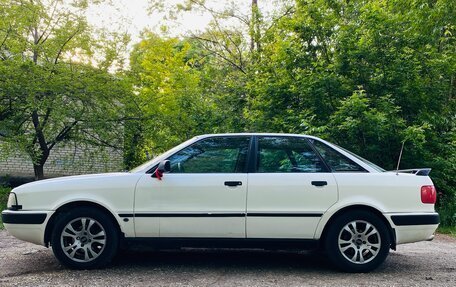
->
<box><xmin>2</xmin><ymin>133</ymin><xmax>439</xmax><ymax>272</ymax></box>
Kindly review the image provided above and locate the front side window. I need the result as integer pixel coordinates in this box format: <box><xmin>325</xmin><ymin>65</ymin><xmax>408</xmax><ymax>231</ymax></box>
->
<box><xmin>257</xmin><ymin>137</ymin><xmax>327</xmax><ymax>173</ymax></box>
<box><xmin>167</xmin><ymin>137</ymin><xmax>250</xmax><ymax>173</ymax></box>
<box><xmin>309</xmin><ymin>139</ymin><xmax>366</xmax><ymax>172</ymax></box>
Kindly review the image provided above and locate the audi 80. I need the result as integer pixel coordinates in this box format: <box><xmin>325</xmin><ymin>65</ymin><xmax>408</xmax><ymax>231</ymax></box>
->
<box><xmin>2</xmin><ymin>133</ymin><xmax>439</xmax><ymax>272</ymax></box>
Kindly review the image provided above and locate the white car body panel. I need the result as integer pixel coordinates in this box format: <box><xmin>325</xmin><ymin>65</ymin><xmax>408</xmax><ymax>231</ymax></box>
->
<box><xmin>313</xmin><ymin>173</ymin><xmax>436</xmax><ymax>242</ymax></box>
<box><xmin>333</xmin><ymin>173</ymin><xmax>435</xmax><ymax>213</ymax></box>
<box><xmin>7</xmin><ymin>173</ymin><xmax>142</xmax><ymax>238</ymax></box>
<box><xmin>246</xmin><ymin>172</ymin><xmax>338</xmax><ymax>238</ymax></box>
<box><xmin>2</xmin><ymin>210</ymin><xmax>54</xmax><ymax>245</ymax></box>
<box><xmin>134</xmin><ymin>173</ymin><xmax>247</xmax><ymax>238</ymax></box>
<box><xmin>391</xmin><ymin>221</ymin><xmax>438</xmax><ymax>244</ymax></box>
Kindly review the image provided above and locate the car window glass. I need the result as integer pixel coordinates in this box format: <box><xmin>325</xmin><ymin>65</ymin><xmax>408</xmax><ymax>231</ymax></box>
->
<box><xmin>167</xmin><ymin>137</ymin><xmax>250</xmax><ymax>173</ymax></box>
<box><xmin>334</xmin><ymin>144</ymin><xmax>385</xmax><ymax>172</ymax></box>
<box><xmin>309</xmin><ymin>139</ymin><xmax>366</xmax><ymax>172</ymax></box>
<box><xmin>257</xmin><ymin>137</ymin><xmax>326</xmax><ymax>173</ymax></box>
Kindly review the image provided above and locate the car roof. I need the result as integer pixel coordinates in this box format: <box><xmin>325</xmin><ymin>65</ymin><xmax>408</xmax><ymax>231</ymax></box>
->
<box><xmin>194</xmin><ymin>133</ymin><xmax>321</xmax><ymax>140</ymax></box>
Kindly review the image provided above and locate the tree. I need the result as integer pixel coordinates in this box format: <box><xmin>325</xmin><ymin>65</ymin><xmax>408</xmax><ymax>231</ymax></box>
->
<box><xmin>126</xmin><ymin>33</ymin><xmax>217</xmax><ymax>166</ymax></box>
<box><xmin>242</xmin><ymin>0</ymin><xmax>455</xmax><ymax>223</ymax></box>
<box><xmin>0</xmin><ymin>0</ymin><xmax>131</xmax><ymax>179</ymax></box>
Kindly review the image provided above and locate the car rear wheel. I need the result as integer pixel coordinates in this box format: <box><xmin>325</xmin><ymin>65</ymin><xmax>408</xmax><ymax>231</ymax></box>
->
<box><xmin>51</xmin><ymin>207</ymin><xmax>119</xmax><ymax>269</ymax></box>
<box><xmin>324</xmin><ymin>210</ymin><xmax>391</xmax><ymax>272</ymax></box>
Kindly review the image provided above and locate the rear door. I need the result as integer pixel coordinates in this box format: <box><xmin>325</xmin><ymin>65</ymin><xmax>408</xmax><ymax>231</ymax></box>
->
<box><xmin>247</xmin><ymin>136</ymin><xmax>338</xmax><ymax>238</ymax></box>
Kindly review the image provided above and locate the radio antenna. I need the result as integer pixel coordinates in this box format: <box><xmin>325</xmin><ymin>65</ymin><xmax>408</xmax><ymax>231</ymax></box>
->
<box><xmin>396</xmin><ymin>141</ymin><xmax>405</xmax><ymax>175</ymax></box>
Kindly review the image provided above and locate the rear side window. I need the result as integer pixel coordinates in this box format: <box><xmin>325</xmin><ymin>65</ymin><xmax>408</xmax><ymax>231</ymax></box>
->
<box><xmin>309</xmin><ymin>139</ymin><xmax>366</xmax><ymax>172</ymax></box>
<box><xmin>257</xmin><ymin>137</ymin><xmax>328</xmax><ymax>173</ymax></box>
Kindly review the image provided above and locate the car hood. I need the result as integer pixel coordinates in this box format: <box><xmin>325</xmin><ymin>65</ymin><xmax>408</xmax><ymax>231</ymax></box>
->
<box><xmin>12</xmin><ymin>173</ymin><xmax>131</xmax><ymax>193</ymax></box>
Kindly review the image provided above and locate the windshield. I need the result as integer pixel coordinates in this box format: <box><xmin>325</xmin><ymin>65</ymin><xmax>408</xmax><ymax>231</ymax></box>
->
<box><xmin>128</xmin><ymin>153</ymin><xmax>163</xmax><ymax>173</ymax></box>
<box><xmin>334</xmin><ymin>144</ymin><xmax>386</xmax><ymax>172</ymax></box>
<box><xmin>129</xmin><ymin>136</ymin><xmax>199</xmax><ymax>173</ymax></box>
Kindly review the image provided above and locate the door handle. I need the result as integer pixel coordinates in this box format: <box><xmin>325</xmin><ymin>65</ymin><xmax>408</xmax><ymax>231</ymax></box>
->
<box><xmin>311</xmin><ymin>181</ymin><xmax>327</xmax><ymax>187</ymax></box>
<box><xmin>224</xmin><ymin>181</ymin><xmax>242</xmax><ymax>187</ymax></box>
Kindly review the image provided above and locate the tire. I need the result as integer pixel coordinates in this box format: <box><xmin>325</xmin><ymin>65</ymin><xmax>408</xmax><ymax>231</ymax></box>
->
<box><xmin>324</xmin><ymin>210</ymin><xmax>391</xmax><ymax>273</ymax></box>
<box><xmin>51</xmin><ymin>207</ymin><xmax>119</xmax><ymax>269</ymax></box>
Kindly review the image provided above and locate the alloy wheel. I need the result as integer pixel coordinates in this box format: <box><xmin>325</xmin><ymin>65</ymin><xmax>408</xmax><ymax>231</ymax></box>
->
<box><xmin>60</xmin><ymin>217</ymin><xmax>107</xmax><ymax>263</ymax></box>
<box><xmin>337</xmin><ymin>220</ymin><xmax>381</xmax><ymax>264</ymax></box>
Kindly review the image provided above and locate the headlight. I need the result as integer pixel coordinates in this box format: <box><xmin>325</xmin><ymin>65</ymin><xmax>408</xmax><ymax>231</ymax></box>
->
<box><xmin>7</xmin><ymin>192</ymin><xmax>18</xmax><ymax>209</ymax></box>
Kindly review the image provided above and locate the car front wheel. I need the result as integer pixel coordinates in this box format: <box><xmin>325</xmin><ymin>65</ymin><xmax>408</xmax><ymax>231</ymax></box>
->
<box><xmin>324</xmin><ymin>210</ymin><xmax>391</xmax><ymax>272</ymax></box>
<box><xmin>51</xmin><ymin>207</ymin><xmax>119</xmax><ymax>269</ymax></box>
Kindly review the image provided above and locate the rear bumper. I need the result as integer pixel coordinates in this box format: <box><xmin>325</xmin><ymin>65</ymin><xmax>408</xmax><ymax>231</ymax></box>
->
<box><xmin>391</xmin><ymin>214</ymin><xmax>440</xmax><ymax>226</ymax></box>
<box><xmin>386</xmin><ymin>212</ymin><xmax>439</xmax><ymax>245</ymax></box>
<box><xmin>1</xmin><ymin>210</ymin><xmax>53</xmax><ymax>246</ymax></box>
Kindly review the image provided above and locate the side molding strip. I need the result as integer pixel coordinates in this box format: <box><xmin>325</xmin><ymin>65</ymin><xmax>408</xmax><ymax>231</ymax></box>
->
<box><xmin>118</xmin><ymin>212</ymin><xmax>323</xmax><ymax>218</ymax></box>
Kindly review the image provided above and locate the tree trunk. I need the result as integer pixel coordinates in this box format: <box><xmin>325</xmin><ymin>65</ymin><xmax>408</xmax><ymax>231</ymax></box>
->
<box><xmin>33</xmin><ymin>164</ymin><xmax>45</xmax><ymax>180</ymax></box>
<box><xmin>250</xmin><ymin>0</ymin><xmax>258</xmax><ymax>52</ymax></box>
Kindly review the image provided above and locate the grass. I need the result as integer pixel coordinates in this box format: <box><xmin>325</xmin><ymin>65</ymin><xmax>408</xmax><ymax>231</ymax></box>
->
<box><xmin>437</xmin><ymin>226</ymin><xmax>456</xmax><ymax>238</ymax></box>
<box><xmin>0</xmin><ymin>186</ymin><xmax>12</xmax><ymax>229</ymax></box>
<box><xmin>436</xmin><ymin>195</ymin><xmax>456</xmax><ymax>238</ymax></box>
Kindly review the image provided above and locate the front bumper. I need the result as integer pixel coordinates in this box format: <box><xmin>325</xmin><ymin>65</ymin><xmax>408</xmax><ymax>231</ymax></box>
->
<box><xmin>386</xmin><ymin>212</ymin><xmax>439</xmax><ymax>245</ymax></box>
<box><xmin>2</xmin><ymin>212</ymin><xmax>47</xmax><ymax>224</ymax></box>
<box><xmin>2</xmin><ymin>210</ymin><xmax>53</xmax><ymax>246</ymax></box>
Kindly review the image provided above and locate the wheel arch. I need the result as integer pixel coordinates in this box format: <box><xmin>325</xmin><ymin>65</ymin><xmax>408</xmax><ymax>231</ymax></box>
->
<box><xmin>318</xmin><ymin>204</ymin><xmax>396</xmax><ymax>250</ymax></box>
<box><xmin>44</xmin><ymin>200</ymin><xmax>123</xmax><ymax>247</ymax></box>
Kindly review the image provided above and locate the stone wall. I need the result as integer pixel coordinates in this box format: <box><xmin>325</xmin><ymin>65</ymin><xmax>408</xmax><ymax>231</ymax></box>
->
<box><xmin>0</xmin><ymin>143</ymin><xmax>124</xmax><ymax>178</ymax></box>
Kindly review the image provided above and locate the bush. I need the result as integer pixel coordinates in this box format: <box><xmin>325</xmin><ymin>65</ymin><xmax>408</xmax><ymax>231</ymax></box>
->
<box><xmin>0</xmin><ymin>186</ymin><xmax>12</xmax><ymax>229</ymax></box>
<box><xmin>438</xmin><ymin>194</ymin><xmax>456</xmax><ymax>228</ymax></box>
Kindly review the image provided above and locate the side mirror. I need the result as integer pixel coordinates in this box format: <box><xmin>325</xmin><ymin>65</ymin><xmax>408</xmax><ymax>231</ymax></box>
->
<box><xmin>153</xmin><ymin>160</ymin><xmax>170</xmax><ymax>180</ymax></box>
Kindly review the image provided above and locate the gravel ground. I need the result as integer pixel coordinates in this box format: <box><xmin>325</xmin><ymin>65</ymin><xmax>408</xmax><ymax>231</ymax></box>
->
<box><xmin>0</xmin><ymin>230</ymin><xmax>455</xmax><ymax>287</ymax></box>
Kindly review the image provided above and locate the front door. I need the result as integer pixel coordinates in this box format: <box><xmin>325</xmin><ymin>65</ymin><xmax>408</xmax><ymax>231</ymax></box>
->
<box><xmin>247</xmin><ymin>136</ymin><xmax>338</xmax><ymax>239</ymax></box>
<box><xmin>134</xmin><ymin>136</ymin><xmax>250</xmax><ymax>238</ymax></box>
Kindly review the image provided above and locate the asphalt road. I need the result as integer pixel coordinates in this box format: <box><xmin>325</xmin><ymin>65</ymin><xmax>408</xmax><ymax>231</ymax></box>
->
<box><xmin>0</xmin><ymin>230</ymin><xmax>455</xmax><ymax>287</ymax></box>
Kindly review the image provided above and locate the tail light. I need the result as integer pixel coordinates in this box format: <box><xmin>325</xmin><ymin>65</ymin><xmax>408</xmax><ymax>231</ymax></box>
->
<box><xmin>421</xmin><ymin>185</ymin><xmax>437</xmax><ymax>204</ymax></box>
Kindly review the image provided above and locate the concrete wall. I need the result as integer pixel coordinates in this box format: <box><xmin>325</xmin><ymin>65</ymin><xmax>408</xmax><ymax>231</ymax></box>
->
<box><xmin>0</xmin><ymin>143</ymin><xmax>124</xmax><ymax>178</ymax></box>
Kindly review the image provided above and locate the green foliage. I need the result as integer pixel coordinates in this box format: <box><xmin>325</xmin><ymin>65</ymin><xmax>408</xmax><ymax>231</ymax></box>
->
<box><xmin>0</xmin><ymin>186</ymin><xmax>11</xmax><ymax>229</ymax></box>
<box><xmin>438</xmin><ymin>194</ymin><xmax>456</xmax><ymax>227</ymax></box>
<box><xmin>125</xmin><ymin>33</ymin><xmax>218</xmax><ymax>167</ymax></box>
<box><xmin>325</xmin><ymin>90</ymin><xmax>406</xmax><ymax>168</ymax></box>
<box><xmin>0</xmin><ymin>0</ymin><xmax>131</xmax><ymax>179</ymax></box>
